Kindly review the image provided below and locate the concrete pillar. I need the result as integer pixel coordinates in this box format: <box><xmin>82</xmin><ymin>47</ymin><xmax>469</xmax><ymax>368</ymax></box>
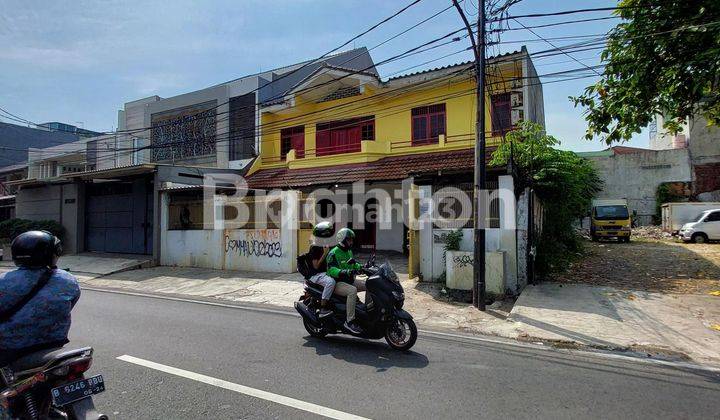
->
<box><xmin>418</xmin><ymin>185</ymin><xmax>433</xmax><ymax>281</ymax></box>
<box><xmin>152</xmin><ymin>171</ymin><xmax>161</xmax><ymax>264</ymax></box>
<box><xmin>281</xmin><ymin>190</ymin><xmax>299</xmax><ymax>272</ymax></box>
<box><xmin>498</xmin><ymin>175</ymin><xmax>519</xmax><ymax>294</ymax></box>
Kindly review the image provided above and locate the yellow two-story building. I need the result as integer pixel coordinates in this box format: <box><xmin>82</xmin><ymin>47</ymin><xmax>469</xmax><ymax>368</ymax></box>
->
<box><xmin>246</xmin><ymin>46</ymin><xmax>544</xmax><ymax>254</ymax></box>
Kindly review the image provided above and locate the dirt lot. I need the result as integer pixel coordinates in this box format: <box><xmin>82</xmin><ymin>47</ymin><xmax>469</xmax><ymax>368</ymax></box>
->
<box><xmin>554</xmin><ymin>237</ymin><xmax>720</xmax><ymax>294</ymax></box>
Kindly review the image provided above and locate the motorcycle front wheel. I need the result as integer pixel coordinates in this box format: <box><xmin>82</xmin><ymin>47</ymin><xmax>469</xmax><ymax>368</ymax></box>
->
<box><xmin>384</xmin><ymin>318</ymin><xmax>417</xmax><ymax>351</ymax></box>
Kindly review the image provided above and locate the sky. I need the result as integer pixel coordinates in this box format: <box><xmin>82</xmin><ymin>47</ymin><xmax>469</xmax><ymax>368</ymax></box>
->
<box><xmin>0</xmin><ymin>0</ymin><xmax>648</xmax><ymax>152</ymax></box>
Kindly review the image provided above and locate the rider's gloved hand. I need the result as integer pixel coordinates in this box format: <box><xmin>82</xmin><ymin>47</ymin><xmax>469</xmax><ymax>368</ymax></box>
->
<box><xmin>339</xmin><ymin>269</ymin><xmax>353</xmax><ymax>282</ymax></box>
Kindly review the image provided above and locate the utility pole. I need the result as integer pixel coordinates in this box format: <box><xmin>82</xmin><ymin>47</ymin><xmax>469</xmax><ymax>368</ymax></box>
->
<box><xmin>453</xmin><ymin>0</ymin><xmax>486</xmax><ymax>310</ymax></box>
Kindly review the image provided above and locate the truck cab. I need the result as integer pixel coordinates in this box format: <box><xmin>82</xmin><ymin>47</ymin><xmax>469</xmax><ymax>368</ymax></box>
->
<box><xmin>591</xmin><ymin>199</ymin><xmax>631</xmax><ymax>242</ymax></box>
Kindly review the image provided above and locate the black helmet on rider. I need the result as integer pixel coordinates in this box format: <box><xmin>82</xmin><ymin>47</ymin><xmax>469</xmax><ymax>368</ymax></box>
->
<box><xmin>336</xmin><ymin>227</ymin><xmax>355</xmax><ymax>249</ymax></box>
<box><xmin>11</xmin><ymin>230</ymin><xmax>62</xmax><ymax>268</ymax></box>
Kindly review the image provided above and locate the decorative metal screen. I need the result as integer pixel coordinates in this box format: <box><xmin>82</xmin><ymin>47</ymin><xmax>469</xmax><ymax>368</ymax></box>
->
<box><xmin>151</xmin><ymin>105</ymin><xmax>217</xmax><ymax>162</ymax></box>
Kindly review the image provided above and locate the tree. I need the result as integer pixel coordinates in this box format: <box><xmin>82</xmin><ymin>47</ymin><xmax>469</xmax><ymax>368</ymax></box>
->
<box><xmin>490</xmin><ymin>121</ymin><xmax>603</xmax><ymax>275</ymax></box>
<box><xmin>572</xmin><ymin>0</ymin><xmax>720</xmax><ymax>144</ymax></box>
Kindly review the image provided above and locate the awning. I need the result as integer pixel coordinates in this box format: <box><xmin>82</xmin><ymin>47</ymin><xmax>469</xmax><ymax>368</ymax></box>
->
<box><xmin>63</xmin><ymin>163</ymin><xmax>157</xmax><ymax>180</ymax></box>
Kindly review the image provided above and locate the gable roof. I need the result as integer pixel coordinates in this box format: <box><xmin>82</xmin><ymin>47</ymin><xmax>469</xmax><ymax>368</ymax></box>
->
<box><xmin>257</xmin><ymin>48</ymin><xmax>377</xmax><ymax>105</ymax></box>
<box><xmin>386</xmin><ymin>49</ymin><xmax>525</xmax><ymax>82</ymax></box>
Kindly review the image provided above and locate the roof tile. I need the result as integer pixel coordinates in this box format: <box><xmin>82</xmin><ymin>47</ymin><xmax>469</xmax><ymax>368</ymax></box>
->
<box><xmin>246</xmin><ymin>148</ymin><xmax>496</xmax><ymax>189</ymax></box>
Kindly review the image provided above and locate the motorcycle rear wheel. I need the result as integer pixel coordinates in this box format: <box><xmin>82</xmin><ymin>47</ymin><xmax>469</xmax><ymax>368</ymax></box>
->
<box><xmin>302</xmin><ymin>301</ymin><xmax>328</xmax><ymax>338</ymax></box>
<box><xmin>303</xmin><ymin>318</ymin><xmax>328</xmax><ymax>338</ymax></box>
<box><xmin>385</xmin><ymin>318</ymin><xmax>417</xmax><ymax>351</ymax></box>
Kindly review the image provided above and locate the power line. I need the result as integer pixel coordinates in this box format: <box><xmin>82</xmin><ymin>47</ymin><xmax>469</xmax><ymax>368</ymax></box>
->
<box><xmin>512</xmin><ymin>18</ymin><xmax>602</xmax><ymax>76</ymax></box>
<box><xmin>10</xmin><ymin>40</ymin><xmax>614</xmax><ymax>167</ymax></box>
<box><xmin>19</xmin><ymin>63</ymin><xmax>606</xmax><ymax>169</ymax></box>
<box><xmin>0</xmin><ymin>0</ymin><xmax>426</xmax><ymax>137</ymax></box>
<box><xmin>491</xmin><ymin>5</ymin><xmax>641</xmax><ymax>22</ymax></box>
<box><xmin>489</xmin><ymin>15</ymin><xmax>619</xmax><ymax>32</ymax></box>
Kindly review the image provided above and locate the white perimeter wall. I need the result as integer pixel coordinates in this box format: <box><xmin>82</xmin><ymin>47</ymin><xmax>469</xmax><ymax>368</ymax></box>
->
<box><xmin>160</xmin><ymin>191</ymin><xmax>298</xmax><ymax>273</ymax></box>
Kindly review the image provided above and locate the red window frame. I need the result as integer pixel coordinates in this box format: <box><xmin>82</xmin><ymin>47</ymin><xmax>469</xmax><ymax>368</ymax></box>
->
<box><xmin>491</xmin><ymin>93</ymin><xmax>512</xmax><ymax>135</ymax></box>
<box><xmin>280</xmin><ymin>125</ymin><xmax>305</xmax><ymax>159</ymax></box>
<box><xmin>411</xmin><ymin>104</ymin><xmax>446</xmax><ymax>145</ymax></box>
<box><xmin>316</xmin><ymin>116</ymin><xmax>374</xmax><ymax>156</ymax></box>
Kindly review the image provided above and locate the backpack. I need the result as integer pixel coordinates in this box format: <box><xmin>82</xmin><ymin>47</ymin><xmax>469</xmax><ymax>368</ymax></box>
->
<box><xmin>297</xmin><ymin>253</ymin><xmax>314</xmax><ymax>280</ymax></box>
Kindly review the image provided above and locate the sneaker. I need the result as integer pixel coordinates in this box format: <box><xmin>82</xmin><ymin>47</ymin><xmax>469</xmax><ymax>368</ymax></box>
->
<box><xmin>319</xmin><ymin>308</ymin><xmax>333</xmax><ymax>318</ymax></box>
<box><xmin>344</xmin><ymin>320</ymin><xmax>362</xmax><ymax>335</ymax></box>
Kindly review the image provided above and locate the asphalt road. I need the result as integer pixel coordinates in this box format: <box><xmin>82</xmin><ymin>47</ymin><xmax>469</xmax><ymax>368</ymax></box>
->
<box><xmin>68</xmin><ymin>289</ymin><xmax>720</xmax><ymax>419</ymax></box>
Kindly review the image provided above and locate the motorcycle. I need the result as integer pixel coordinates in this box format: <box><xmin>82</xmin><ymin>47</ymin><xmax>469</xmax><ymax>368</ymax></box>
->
<box><xmin>295</xmin><ymin>255</ymin><xmax>418</xmax><ymax>351</ymax></box>
<box><xmin>0</xmin><ymin>347</ymin><xmax>106</xmax><ymax>420</ymax></box>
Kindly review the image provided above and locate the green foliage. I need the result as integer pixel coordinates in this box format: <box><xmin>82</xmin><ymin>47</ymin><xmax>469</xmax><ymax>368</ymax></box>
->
<box><xmin>572</xmin><ymin>0</ymin><xmax>720</xmax><ymax>144</ymax></box>
<box><xmin>437</xmin><ymin>229</ymin><xmax>463</xmax><ymax>287</ymax></box>
<box><xmin>0</xmin><ymin>218</ymin><xmax>65</xmax><ymax>244</ymax></box>
<box><xmin>654</xmin><ymin>183</ymin><xmax>686</xmax><ymax>224</ymax></box>
<box><xmin>490</xmin><ymin>121</ymin><xmax>603</xmax><ymax>276</ymax></box>
<box><xmin>443</xmin><ymin>229</ymin><xmax>463</xmax><ymax>252</ymax></box>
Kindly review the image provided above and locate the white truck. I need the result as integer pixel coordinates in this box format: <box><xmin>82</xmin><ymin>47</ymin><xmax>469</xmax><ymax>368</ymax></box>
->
<box><xmin>661</xmin><ymin>202</ymin><xmax>720</xmax><ymax>234</ymax></box>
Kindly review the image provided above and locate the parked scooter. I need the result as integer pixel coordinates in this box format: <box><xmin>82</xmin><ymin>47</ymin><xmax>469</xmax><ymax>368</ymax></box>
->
<box><xmin>295</xmin><ymin>255</ymin><xmax>418</xmax><ymax>351</ymax></box>
<box><xmin>1</xmin><ymin>347</ymin><xmax>106</xmax><ymax>420</ymax></box>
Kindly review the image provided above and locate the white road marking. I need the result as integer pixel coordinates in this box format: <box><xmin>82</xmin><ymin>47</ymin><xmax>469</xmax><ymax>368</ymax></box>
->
<box><xmin>117</xmin><ymin>355</ymin><xmax>370</xmax><ymax>420</ymax></box>
<box><xmin>89</xmin><ymin>288</ymin><xmax>720</xmax><ymax>374</ymax></box>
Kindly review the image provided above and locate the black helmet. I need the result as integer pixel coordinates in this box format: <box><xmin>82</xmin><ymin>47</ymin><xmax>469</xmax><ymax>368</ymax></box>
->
<box><xmin>312</xmin><ymin>221</ymin><xmax>335</xmax><ymax>238</ymax></box>
<box><xmin>11</xmin><ymin>230</ymin><xmax>62</xmax><ymax>268</ymax></box>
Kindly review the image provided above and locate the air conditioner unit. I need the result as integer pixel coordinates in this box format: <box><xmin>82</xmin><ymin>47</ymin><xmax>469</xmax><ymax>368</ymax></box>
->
<box><xmin>511</xmin><ymin>92</ymin><xmax>523</xmax><ymax>107</ymax></box>
<box><xmin>511</xmin><ymin>109</ymin><xmax>524</xmax><ymax>125</ymax></box>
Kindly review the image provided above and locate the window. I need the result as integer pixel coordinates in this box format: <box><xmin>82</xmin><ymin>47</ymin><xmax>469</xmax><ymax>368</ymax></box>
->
<box><xmin>491</xmin><ymin>93</ymin><xmax>512</xmax><ymax>134</ymax></box>
<box><xmin>168</xmin><ymin>191</ymin><xmax>204</xmax><ymax>230</ymax></box>
<box><xmin>316</xmin><ymin>116</ymin><xmax>373</xmax><ymax>156</ymax></box>
<box><xmin>361</xmin><ymin>120</ymin><xmax>375</xmax><ymax>141</ymax></box>
<box><xmin>411</xmin><ymin>104</ymin><xmax>446</xmax><ymax>145</ymax></box>
<box><xmin>706</xmin><ymin>211</ymin><xmax>720</xmax><ymax>222</ymax></box>
<box><xmin>280</xmin><ymin>126</ymin><xmax>305</xmax><ymax>159</ymax></box>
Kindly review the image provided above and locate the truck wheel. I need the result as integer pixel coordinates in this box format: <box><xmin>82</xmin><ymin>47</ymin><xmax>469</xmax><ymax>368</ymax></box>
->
<box><xmin>622</xmin><ymin>236</ymin><xmax>630</xmax><ymax>243</ymax></box>
<box><xmin>691</xmin><ymin>233</ymin><xmax>708</xmax><ymax>244</ymax></box>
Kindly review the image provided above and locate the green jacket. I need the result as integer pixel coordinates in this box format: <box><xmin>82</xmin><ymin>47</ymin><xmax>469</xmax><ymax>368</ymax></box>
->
<box><xmin>326</xmin><ymin>246</ymin><xmax>362</xmax><ymax>282</ymax></box>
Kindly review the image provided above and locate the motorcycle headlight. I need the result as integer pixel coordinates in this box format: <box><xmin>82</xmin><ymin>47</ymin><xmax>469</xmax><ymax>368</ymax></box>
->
<box><xmin>392</xmin><ymin>291</ymin><xmax>404</xmax><ymax>300</ymax></box>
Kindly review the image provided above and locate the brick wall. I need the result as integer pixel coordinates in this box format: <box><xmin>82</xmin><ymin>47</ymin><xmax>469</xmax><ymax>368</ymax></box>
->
<box><xmin>694</xmin><ymin>163</ymin><xmax>720</xmax><ymax>194</ymax></box>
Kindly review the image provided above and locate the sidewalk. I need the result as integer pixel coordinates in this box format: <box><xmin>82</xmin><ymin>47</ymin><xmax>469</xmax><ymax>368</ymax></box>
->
<box><xmin>508</xmin><ymin>283</ymin><xmax>720</xmax><ymax>365</ymax></box>
<box><xmin>78</xmin><ymin>265</ymin><xmax>517</xmax><ymax>335</ymax></box>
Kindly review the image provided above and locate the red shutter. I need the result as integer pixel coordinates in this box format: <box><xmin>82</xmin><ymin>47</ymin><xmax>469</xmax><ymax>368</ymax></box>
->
<box><xmin>348</xmin><ymin>125</ymin><xmax>362</xmax><ymax>153</ymax></box>
<box><xmin>292</xmin><ymin>131</ymin><xmax>305</xmax><ymax>158</ymax></box>
<box><xmin>317</xmin><ymin>128</ymin><xmax>330</xmax><ymax>156</ymax></box>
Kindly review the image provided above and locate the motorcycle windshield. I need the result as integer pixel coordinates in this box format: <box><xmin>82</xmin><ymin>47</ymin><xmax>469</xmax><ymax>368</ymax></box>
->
<box><xmin>380</xmin><ymin>262</ymin><xmax>398</xmax><ymax>283</ymax></box>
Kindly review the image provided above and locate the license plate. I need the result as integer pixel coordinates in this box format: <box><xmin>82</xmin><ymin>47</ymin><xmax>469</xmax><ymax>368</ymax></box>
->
<box><xmin>51</xmin><ymin>375</ymin><xmax>105</xmax><ymax>407</ymax></box>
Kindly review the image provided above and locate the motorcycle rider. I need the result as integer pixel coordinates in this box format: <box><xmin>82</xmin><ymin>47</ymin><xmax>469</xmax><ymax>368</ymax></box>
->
<box><xmin>326</xmin><ymin>228</ymin><xmax>365</xmax><ymax>334</ymax></box>
<box><xmin>0</xmin><ymin>231</ymin><xmax>80</xmax><ymax>367</ymax></box>
<box><xmin>306</xmin><ymin>222</ymin><xmax>335</xmax><ymax>318</ymax></box>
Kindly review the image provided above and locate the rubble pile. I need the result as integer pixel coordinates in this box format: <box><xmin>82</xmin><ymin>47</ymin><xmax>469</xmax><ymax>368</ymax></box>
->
<box><xmin>631</xmin><ymin>225</ymin><xmax>673</xmax><ymax>240</ymax></box>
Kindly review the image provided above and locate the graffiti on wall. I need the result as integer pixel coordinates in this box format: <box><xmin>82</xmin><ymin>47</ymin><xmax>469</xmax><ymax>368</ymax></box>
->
<box><xmin>225</xmin><ymin>229</ymin><xmax>282</xmax><ymax>259</ymax></box>
<box><xmin>452</xmin><ymin>254</ymin><xmax>474</xmax><ymax>268</ymax></box>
